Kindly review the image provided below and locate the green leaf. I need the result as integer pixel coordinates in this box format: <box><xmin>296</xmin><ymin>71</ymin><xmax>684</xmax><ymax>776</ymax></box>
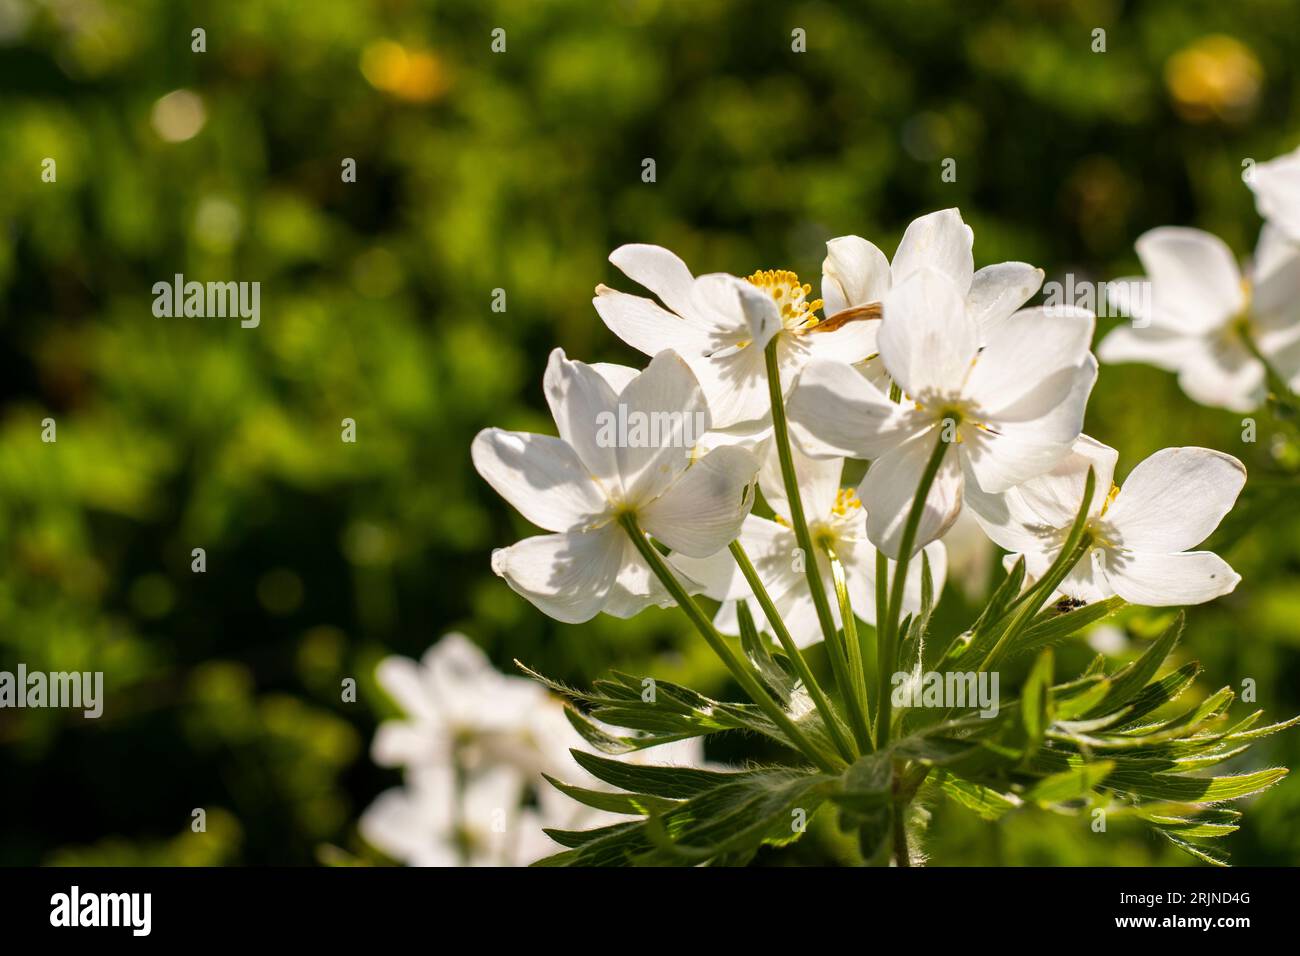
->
<box><xmin>541</xmin><ymin>774</ymin><xmax>680</xmax><ymax>816</ymax></box>
<box><xmin>737</xmin><ymin>601</ymin><xmax>795</xmax><ymax>705</ymax></box>
<box><xmin>569</xmin><ymin>749</ymin><xmax>751</xmax><ymax>799</ymax></box>
<box><xmin>938</xmin><ymin>773</ymin><xmax>1022</xmax><ymax>820</ymax></box>
<box><xmin>1024</xmin><ymin>760</ymin><xmax>1114</xmax><ymax>803</ymax></box>
<box><xmin>1013</xmin><ymin>596</ymin><xmax>1127</xmax><ymax>658</ymax></box>
<box><xmin>1101</xmin><ymin>766</ymin><xmax>1288</xmax><ymax>803</ymax></box>
<box><xmin>1085</xmin><ymin>614</ymin><xmax>1183</xmax><ymax>718</ymax></box>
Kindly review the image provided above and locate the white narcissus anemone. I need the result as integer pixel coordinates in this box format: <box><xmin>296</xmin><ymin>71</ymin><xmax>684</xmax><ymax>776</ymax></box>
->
<box><xmin>821</xmin><ymin>208</ymin><xmax>1044</xmax><ymax>386</ymax></box>
<box><xmin>671</xmin><ymin>446</ymin><xmax>946</xmax><ymax>647</ymax></box>
<box><xmin>371</xmin><ymin>633</ymin><xmax>558</xmax><ymax>775</ymax></box>
<box><xmin>592</xmin><ymin>245</ymin><xmax>879</xmax><ymax>429</ymax></box>
<box><xmin>789</xmin><ymin>266</ymin><xmax>1097</xmax><ymax>560</ymax></box>
<box><xmin>1097</xmin><ymin>225</ymin><xmax>1300</xmax><ymax>412</ymax></box>
<box><xmin>1248</xmin><ymin>145</ymin><xmax>1300</xmax><ymax>242</ymax></box>
<box><xmin>361</xmin><ymin>765</ymin><xmax>553</xmax><ymax>868</ymax></box>
<box><xmin>472</xmin><ymin>348</ymin><xmax>758</xmax><ymax>624</ymax></box>
<box><xmin>964</xmin><ymin>436</ymin><xmax>1246</xmax><ymax>606</ymax></box>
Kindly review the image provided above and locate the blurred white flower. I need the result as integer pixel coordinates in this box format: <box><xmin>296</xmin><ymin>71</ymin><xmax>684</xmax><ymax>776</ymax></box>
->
<box><xmin>371</xmin><ymin>632</ymin><xmax>554</xmax><ymax>774</ymax></box>
<box><xmin>1248</xmin><ymin>145</ymin><xmax>1300</xmax><ymax>242</ymax></box>
<box><xmin>361</xmin><ymin>765</ymin><xmax>552</xmax><ymax>867</ymax></box>
<box><xmin>362</xmin><ymin>633</ymin><xmax>716</xmax><ymax>866</ymax></box>
<box><xmin>472</xmin><ymin>348</ymin><xmax>758</xmax><ymax>623</ymax></box>
<box><xmin>966</xmin><ymin>436</ymin><xmax>1245</xmax><ymax>606</ymax></box>
<box><xmin>1098</xmin><ymin>225</ymin><xmax>1300</xmax><ymax>412</ymax></box>
<box><xmin>790</xmin><ymin>267</ymin><xmax>1096</xmax><ymax>559</ymax></box>
<box><xmin>673</xmin><ymin>444</ymin><xmax>945</xmax><ymax>646</ymax></box>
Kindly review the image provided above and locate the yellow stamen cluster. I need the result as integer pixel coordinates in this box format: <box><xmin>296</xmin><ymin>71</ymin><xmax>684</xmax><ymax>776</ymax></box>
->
<box><xmin>831</xmin><ymin>486</ymin><xmax>862</xmax><ymax>516</ymax></box>
<box><xmin>746</xmin><ymin>269</ymin><xmax>823</xmax><ymax>332</ymax></box>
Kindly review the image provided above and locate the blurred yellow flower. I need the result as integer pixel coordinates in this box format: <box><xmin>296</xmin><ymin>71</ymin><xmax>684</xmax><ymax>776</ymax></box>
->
<box><xmin>1165</xmin><ymin>35</ymin><xmax>1262</xmax><ymax>123</ymax></box>
<box><xmin>360</xmin><ymin>40</ymin><xmax>449</xmax><ymax>103</ymax></box>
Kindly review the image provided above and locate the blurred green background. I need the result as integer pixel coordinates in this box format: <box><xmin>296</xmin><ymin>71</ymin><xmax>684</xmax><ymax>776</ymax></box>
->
<box><xmin>2</xmin><ymin>0</ymin><xmax>1299</xmax><ymax>866</ymax></box>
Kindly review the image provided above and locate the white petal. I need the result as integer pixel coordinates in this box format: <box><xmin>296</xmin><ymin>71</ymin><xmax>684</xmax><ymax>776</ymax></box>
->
<box><xmin>490</xmin><ymin>527</ymin><xmax>624</xmax><ymax>623</ymax></box>
<box><xmin>891</xmin><ymin>208</ymin><xmax>974</xmax><ymax>292</ymax></box>
<box><xmin>616</xmin><ymin>350</ymin><xmax>710</xmax><ymax>504</ymax></box>
<box><xmin>967</xmin><ymin>262</ymin><xmax>1044</xmax><ymax>336</ymax></box>
<box><xmin>758</xmin><ymin>441</ymin><xmax>842</xmax><ymax>523</ymax></box>
<box><xmin>860</xmin><ymin>432</ymin><xmax>963</xmax><ymax>559</ymax></box>
<box><xmin>802</xmin><ymin>319</ymin><xmax>880</xmax><ymax>365</ymax></box>
<box><xmin>605</xmin><ymin>538</ymin><xmax>673</xmax><ymax>617</ymax></box>
<box><xmin>1249</xmin><ymin>146</ymin><xmax>1300</xmax><ymax>243</ymax></box>
<box><xmin>1135</xmin><ymin>227</ymin><xmax>1244</xmax><ymax>334</ymax></box>
<box><xmin>964</xmin><ymin>358</ymin><xmax>1096</xmax><ymax>493</ymax></box>
<box><xmin>471</xmin><ymin>428</ymin><xmax>609</xmax><ymax>532</ymax></box>
<box><xmin>965</xmin><ymin>305</ymin><xmax>1095</xmax><ymax>415</ymax></box>
<box><xmin>609</xmin><ymin>243</ymin><xmax>701</xmax><ymax>322</ymax></box>
<box><xmin>1105</xmin><ymin>447</ymin><xmax>1246</xmax><ymax>552</ymax></box>
<box><xmin>1101</xmin><ymin>549</ymin><xmax>1240</xmax><ymax>606</ymax></box>
<box><xmin>1057</xmin><ymin>548</ymin><xmax>1114</xmax><ymax>603</ymax></box>
<box><xmin>592</xmin><ymin>287</ymin><xmax>715</xmax><ymax>357</ymax></box>
<box><xmin>879</xmin><ymin>267</ymin><xmax>979</xmax><ymax>399</ymax></box>
<box><xmin>822</xmin><ymin>235</ymin><xmax>891</xmax><ymax>316</ymax></box>
<box><xmin>787</xmin><ymin>359</ymin><xmax>922</xmax><ymax>460</ymax></box>
<box><xmin>688</xmin><ymin>273</ymin><xmax>770</xmax><ymax>340</ymax></box>
<box><xmin>965</xmin><ymin>434</ymin><xmax>1117</xmax><ymax>553</ymax></box>
<box><xmin>544</xmin><ymin>348</ymin><xmax>624</xmax><ymax>490</ymax></box>
<box><xmin>375</xmin><ymin>654</ymin><xmax>439</xmax><ymax>722</ymax></box>
<box><xmin>668</xmin><ymin>547</ymin><xmax>743</xmax><ymax>602</ymax></box>
<box><xmin>640</xmin><ymin>446</ymin><xmax>757</xmax><ymax>558</ymax></box>
<box><xmin>1097</xmin><ymin>323</ymin><xmax>1204</xmax><ymax>372</ymax></box>
<box><xmin>1174</xmin><ymin>340</ymin><xmax>1265</xmax><ymax>413</ymax></box>
<box><xmin>690</xmin><ymin>344</ymin><xmax>771</xmax><ymax>429</ymax></box>
<box><xmin>588</xmin><ymin>361</ymin><xmax>640</xmax><ymax>393</ymax></box>
<box><xmin>1250</xmin><ymin>225</ymin><xmax>1300</xmax><ymax>324</ymax></box>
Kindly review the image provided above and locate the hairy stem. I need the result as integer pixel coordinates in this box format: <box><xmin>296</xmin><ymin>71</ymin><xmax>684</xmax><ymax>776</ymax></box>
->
<box><xmin>730</xmin><ymin>541</ymin><xmax>856</xmax><ymax>762</ymax></box>
<box><xmin>876</xmin><ymin>426</ymin><xmax>951</xmax><ymax>749</ymax></box>
<box><xmin>764</xmin><ymin>338</ymin><xmax>869</xmax><ymax>753</ymax></box>
<box><xmin>619</xmin><ymin>513</ymin><xmax>841</xmax><ymax>773</ymax></box>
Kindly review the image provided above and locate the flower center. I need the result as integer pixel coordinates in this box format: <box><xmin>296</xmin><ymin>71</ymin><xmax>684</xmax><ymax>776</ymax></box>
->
<box><xmin>831</xmin><ymin>486</ymin><xmax>862</xmax><ymax>517</ymax></box>
<box><xmin>746</xmin><ymin>269</ymin><xmax>823</xmax><ymax>332</ymax></box>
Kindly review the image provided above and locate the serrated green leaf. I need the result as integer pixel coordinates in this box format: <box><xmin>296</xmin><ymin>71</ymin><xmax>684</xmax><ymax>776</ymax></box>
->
<box><xmin>1025</xmin><ymin>760</ymin><xmax>1113</xmax><ymax>803</ymax></box>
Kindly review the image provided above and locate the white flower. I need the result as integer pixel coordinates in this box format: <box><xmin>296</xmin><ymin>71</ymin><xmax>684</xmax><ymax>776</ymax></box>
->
<box><xmin>593</xmin><ymin>245</ymin><xmax>877</xmax><ymax>429</ymax></box>
<box><xmin>371</xmin><ymin>633</ymin><xmax>556</xmax><ymax>775</ymax></box>
<box><xmin>1248</xmin><ymin>145</ymin><xmax>1300</xmax><ymax>242</ymax></box>
<box><xmin>472</xmin><ymin>348</ymin><xmax>759</xmax><ymax>623</ymax></box>
<box><xmin>821</xmin><ymin>208</ymin><xmax>1044</xmax><ymax>384</ymax></box>
<box><xmin>362</xmin><ymin>633</ymin><xmax>720</xmax><ymax>866</ymax></box>
<box><xmin>361</xmin><ymin>765</ymin><xmax>553</xmax><ymax>867</ymax></box>
<box><xmin>672</xmin><ymin>445</ymin><xmax>946</xmax><ymax>647</ymax></box>
<box><xmin>964</xmin><ymin>436</ymin><xmax>1245</xmax><ymax>607</ymax></box>
<box><xmin>1097</xmin><ymin>226</ymin><xmax>1300</xmax><ymax>412</ymax></box>
<box><xmin>789</xmin><ymin>266</ymin><xmax>1097</xmax><ymax>559</ymax></box>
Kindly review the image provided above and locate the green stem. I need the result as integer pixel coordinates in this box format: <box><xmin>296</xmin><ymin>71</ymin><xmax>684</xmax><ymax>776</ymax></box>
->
<box><xmin>976</xmin><ymin>467</ymin><xmax>1097</xmax><ymax>674</ymax></box>
<box><xmin>876</xmin><ymin>425</ymin><xmax>951</xmax><ymax>749</ymax></box>
<box><xmin>764</xmin><ymin>339</ymin><xmax>866</xmax><ymax>753</ymax></box>
<box><xmin>729</xmin><ymin>541</ymin><xmax>856</xmax><ymax>763</ymax></box>
<box><xmin>824</xmin><ymin>544</ymin><xmax>873</xmax><ymax>753</ymax></box>
<box><xmin>618</xmin><ymin>513</ymin><xmax>841</xmax><ymax>773</ymax></box>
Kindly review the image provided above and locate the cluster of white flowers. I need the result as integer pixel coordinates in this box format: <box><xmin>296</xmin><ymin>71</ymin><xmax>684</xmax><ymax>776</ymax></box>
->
<box><xmin>1099</xmin><ymin>145</ymin><xmax>1300</xmax><ymax>413</ymax></box>
<box><xmin>360</xmin><ymin>632</ymin><xmax>705</xmax><ymax>866</ymax></box>
<box><xmin>475</xmin><ymin>206</ymin><xmax>1250</xmax><ymax>622</ymax></box>
<box><xmin>432</xmin><ymin>180</ymin><xmax>1295</xmax><ymax>859</ymax></box>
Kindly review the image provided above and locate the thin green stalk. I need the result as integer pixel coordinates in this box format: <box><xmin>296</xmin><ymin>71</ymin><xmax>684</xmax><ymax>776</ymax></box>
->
<box><xmin>618</xmin><ymin>513</ymin><xmax>841</xmax><ymax>773</ymax></box>
<box><xmin>764</xmin><ymin>339</ymin><xmax>868</xmax><ymax>752</ymax></box>
<box><xmin>977</xmin><ymin>468</ymin><xmax>1097</xmax><ymax>673</ymax></box>
<box><xmin>824</xmin><ymin>544</ymin><xmax>873</xmax><ymax>753</ymax></box>
<box><xmin>876</xmin><ymin>426</ymin><xmax>951</xmax><ymax>749</ymax></box>
<box><xmin>729</xmin><ymin>541</ymin><xmax>856</xmax><ymax>763</ymax></box>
